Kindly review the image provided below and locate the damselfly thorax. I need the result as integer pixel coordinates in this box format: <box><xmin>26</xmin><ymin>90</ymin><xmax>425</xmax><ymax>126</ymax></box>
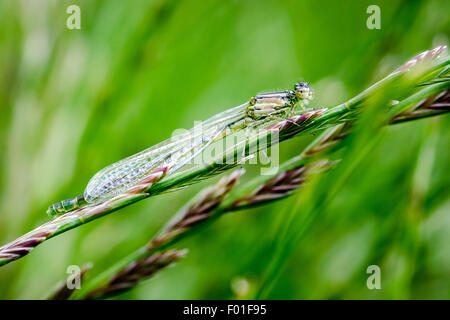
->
<box><xmin>47</xmin><ymin>82</ymin><xmax>313</xmax><ymax>216</ymax></box>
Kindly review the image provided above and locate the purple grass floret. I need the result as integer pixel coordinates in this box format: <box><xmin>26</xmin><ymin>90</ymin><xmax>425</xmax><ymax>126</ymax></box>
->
<box><xmin>86</xmin><ymin>250</ymin><xmax>186</xmax><ymax>299</ymax></box>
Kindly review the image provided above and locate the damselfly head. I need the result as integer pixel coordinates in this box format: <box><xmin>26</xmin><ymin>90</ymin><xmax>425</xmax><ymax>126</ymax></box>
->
<box><xmin>294</xmin><ymin>82</ymin><xmax>313</xmax><ymax>101</ymax></box>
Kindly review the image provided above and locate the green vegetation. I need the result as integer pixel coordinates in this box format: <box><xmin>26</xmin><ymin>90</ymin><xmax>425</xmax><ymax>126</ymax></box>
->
<box><xmin>0</xmin><ymin>0</ymin><xmax>449</xmax><ymax>299</ymax></box>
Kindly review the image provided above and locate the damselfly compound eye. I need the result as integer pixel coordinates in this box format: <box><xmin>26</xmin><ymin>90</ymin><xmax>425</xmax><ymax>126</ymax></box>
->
<box><xmin>294</xmin><ymin>82</ymin><xmax>313</xmax><ymax>101</ymax></box>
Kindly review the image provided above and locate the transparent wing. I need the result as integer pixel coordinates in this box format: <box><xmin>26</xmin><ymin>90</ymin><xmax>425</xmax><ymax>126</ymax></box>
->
<box><xmin>84</xmin><ymin>102</ymin><xmax>249</xmax><ymax>204</ymax></box>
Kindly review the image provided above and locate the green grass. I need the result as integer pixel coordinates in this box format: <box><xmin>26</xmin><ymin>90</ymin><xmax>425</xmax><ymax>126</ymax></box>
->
<box><xmin>0</xmin><ymin>0</ymin><xmax>449</xmax><ymax>299</ymax></box>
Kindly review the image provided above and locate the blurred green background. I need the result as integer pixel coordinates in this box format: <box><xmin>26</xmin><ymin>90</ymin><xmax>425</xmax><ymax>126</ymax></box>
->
<box><xmin>0</xmin><ymin>0</ymin><xmax>449</xmax><ymax>299</ymax></box>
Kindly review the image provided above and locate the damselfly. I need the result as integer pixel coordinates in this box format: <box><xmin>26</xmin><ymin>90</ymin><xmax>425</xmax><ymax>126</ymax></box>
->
<box><xmin>47</xmin><ymin>82</ymin><xmax>313</xmax><ymax>216</ymax></box>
